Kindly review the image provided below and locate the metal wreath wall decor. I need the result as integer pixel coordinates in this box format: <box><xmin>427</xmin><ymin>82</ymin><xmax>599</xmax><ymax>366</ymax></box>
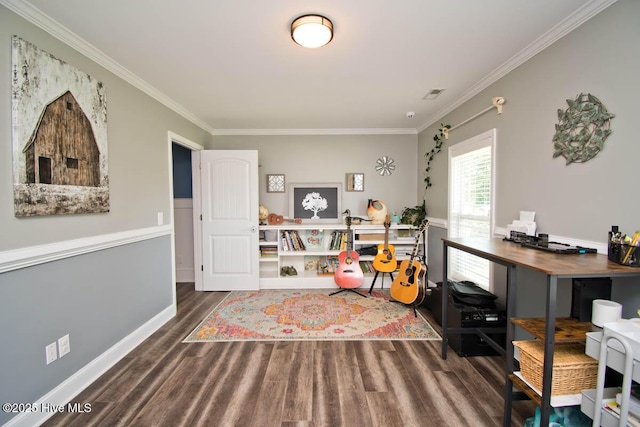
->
<box><xmin>552</xmin><ymin>93</ymin><xmax>615</xmax><ymax>165</ymax></box>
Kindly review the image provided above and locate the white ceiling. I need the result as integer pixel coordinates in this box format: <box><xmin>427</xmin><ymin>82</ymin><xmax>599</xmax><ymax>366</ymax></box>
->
<box><xmin>6</xmin><ymin>0</ymin><xmax>614</xmax><ymax>134</ymax></box>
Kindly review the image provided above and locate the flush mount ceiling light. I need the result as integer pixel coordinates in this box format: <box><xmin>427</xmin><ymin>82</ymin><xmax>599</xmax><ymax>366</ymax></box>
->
<box><xmin>291</xmin><ymin>14</ymin><xmax>333</xmax><ymax>48</ymax></box>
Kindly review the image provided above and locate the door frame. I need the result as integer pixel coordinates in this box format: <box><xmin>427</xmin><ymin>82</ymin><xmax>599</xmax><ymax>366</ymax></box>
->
<box><xmin>166</xmin><ymin>131</ymin><xmax>204</xmax><ymax>305</ymax></box>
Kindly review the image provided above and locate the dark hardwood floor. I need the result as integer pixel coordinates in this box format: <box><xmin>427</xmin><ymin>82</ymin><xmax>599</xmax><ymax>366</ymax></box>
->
<box><xmin>42</xmin><ymin>283</ymin><xmax>536</xmax><ymax>426</ymax></box>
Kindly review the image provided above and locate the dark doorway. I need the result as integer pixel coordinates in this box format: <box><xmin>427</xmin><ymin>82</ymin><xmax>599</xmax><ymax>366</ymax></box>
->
<box><xmin>39</xmin><ymin>156</ymin><xmax>52</xmax><ymax>184</ymax></box>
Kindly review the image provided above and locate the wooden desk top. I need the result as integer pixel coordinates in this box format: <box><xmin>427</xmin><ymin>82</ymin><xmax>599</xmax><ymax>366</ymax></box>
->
<box><xmin>443</xmin><ymin>237</ymin><xmax>640</xmax><ymax>277</ymax></box>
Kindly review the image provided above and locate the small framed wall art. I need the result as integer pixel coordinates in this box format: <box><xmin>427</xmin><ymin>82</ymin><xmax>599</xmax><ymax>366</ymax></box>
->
<box><xmin>346</xmin><ymin>173</ymin><xmax>364</xmax><ymax>191</ymax></box>
<box><xmin>267</xmin><ymin>174</ymin><xmax>285</xmax><ymax>192</ymax></box>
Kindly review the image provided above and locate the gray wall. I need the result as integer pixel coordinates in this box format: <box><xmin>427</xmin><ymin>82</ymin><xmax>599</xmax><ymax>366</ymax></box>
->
<box><xmin>0</xmin><ymin>6</ymin><xmax>212</xmax><ymax>424</ymax></box>
<box><xmin>210</xmin><ymin>134</ymin><xmax>419</xmax><ymax>220</ymax></box>
<box><xmin>0</xmin><ymin>6</ymin><xmax>212</xmax><ymax>252</ymax></box>
<box><xmin>419</xmin><ymin>0</ymin><xmax>640</xmax><ymax>318</ymax></box>
<box><xmin>0</xmin><ymin>237</ymin><xmax>173</xmax><ymax>425</ymax></box>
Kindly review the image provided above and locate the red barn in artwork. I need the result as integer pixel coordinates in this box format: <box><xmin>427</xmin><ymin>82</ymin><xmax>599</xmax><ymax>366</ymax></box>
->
<box><xmin>23</xmin><ymin>90</ymin><xmax>100</xmax><ymax>187</ymax></box>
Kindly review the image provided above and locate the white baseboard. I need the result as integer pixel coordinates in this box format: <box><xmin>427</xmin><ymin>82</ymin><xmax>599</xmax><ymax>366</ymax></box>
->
<box><xmin>176</xmin><ymin>268</ymin><xmax>195</xmax><ymax>282</ymax></box>
<box><xmin>3</xmin><ymin>305</ymin><xmax>175</xmax><ymax>427</ymax></box>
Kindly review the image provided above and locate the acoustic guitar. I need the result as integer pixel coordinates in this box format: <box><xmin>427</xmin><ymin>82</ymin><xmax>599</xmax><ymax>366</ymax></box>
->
<box><xmin>372</xmin><ymin>215</ymin><xmax>397</xmax><ymax>273</ymax></box>
<box><xmin>334</xmin><ymin>211</ymin><xmax>364</xmax><ymax>289</ymax></box>
<box><xmin>390</xmin><ymin>220</ymin><xmax>429</xmax><ymax>305</ymax></box>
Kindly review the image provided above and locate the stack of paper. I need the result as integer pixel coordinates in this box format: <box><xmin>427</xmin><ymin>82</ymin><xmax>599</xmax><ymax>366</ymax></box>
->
<box><xmin>507</xmin><ymin>211</ymin><xmax>537</xmax><ymax>236</ymax></box>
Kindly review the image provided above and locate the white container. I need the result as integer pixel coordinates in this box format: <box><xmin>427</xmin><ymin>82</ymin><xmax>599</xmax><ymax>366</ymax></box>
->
<box><xmin>585</xmin><ymin>331</ymin><xmax>640</xmax><ymax>383</ymax></box>
<box><xmin>581</xmin><ymin>388</ymin><xmax>621</xmax><ymax>427</ymax></box>
<box><xmin>603</xmin><ymin>319</ymin><xmax>640</xmax><ymax>356</ymax></box>
<box><xmin>592</xmin><ymin>300</ymin><xmax>622</xmax><ymax>327</ymax></box>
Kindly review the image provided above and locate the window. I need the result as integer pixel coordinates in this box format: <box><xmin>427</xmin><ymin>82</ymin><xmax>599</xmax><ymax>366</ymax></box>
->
<box><xmin>66</xmin><ymin>157</ymin><xmax>79</xmax><ymax>169</ymax></box>
<box><xmin>447</xmin><ymin>129</ymin><xmax>495</xmax><ymax>290</ymax></box>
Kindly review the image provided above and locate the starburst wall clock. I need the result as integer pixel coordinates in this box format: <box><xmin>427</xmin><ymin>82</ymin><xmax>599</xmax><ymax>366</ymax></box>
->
<box><xmin>375</xmin><ymin>156</ymin><xmax>395</xmax><ymax>176</ymax></box>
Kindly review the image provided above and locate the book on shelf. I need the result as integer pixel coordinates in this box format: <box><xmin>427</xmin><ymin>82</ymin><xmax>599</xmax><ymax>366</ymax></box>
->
<box><xmin>304</xmin><ymin>229</ymin><xmax>324</xmax><ymax>250</ymax></box>
<box><xmin>316</xmin><ymin>256</ymin><xmax>339</xmax><ymax>275</ymax></box>
<box><xmin>260</xmin><ymin>246</ymin><xmax>278</xmax><ymax>257</ymax></box>
<box><xmin>329</xmin><ymin>230</ymin><xmax>348</xmax><ymax>250</ymax></box>
<box><xmin>304</xmin><ymin>255</ymin><xmax>321</xmax><ymax>271</ymax></box>
<box><xmin>280</xmin><ymin>230</ymin><xmax>306</xmax><ymax>251</ymax></box>
<box><xmin>281</xmin><ymin>231</ymin><xmax>291</xmax><ymax>251</ymax></box>
<box><xmin>359</xmin><ymin>261</ymin><xmax>375</xmax><ymax>273</ymax></box>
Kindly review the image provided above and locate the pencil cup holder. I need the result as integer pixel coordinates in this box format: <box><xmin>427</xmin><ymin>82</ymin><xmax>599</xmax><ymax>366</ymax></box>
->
<box><xmin>608</xmin><ymin>242</ymin><xmax>640</xmax><ymax>267</ymax></box>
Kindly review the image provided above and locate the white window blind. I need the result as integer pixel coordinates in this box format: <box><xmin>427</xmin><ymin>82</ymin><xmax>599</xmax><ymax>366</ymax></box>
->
<box><xmin>448</xmin><ymin>131</ymin><xmax>494</xmax><ymax>290</ymax></box>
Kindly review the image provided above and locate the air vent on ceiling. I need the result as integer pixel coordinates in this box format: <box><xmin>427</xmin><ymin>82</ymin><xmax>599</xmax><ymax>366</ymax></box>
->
<box><xmin>422</xmin><ymin>88</ymin><xmax>445</xmax><ymax>100</ymax></box>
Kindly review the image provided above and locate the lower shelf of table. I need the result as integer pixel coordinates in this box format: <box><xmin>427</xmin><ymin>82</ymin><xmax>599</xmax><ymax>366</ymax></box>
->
<box><xmin>509</xmin><ymin>371</ymin><xmax>582</xmax><ymax>408</ymax></box>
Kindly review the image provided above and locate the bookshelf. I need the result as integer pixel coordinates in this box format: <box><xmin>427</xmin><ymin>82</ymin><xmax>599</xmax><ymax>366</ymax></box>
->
<box><xmin>258</xmin><ymin>223</ymin><xmax>425</xmax><ymax>289</ymax></box>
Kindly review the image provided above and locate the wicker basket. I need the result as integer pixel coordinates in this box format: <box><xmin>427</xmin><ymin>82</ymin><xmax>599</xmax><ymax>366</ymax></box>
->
<box><xmin>514</xmin><ymin>340</ymin><xmax>598</xmax><ymax>395</ymax></box>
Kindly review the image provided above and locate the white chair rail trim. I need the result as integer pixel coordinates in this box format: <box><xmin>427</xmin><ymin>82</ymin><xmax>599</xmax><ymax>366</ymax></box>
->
<box><xmin>0</xmin><ymin>225</ymin><xmax>172</xmax><ymax>274</ymax></box>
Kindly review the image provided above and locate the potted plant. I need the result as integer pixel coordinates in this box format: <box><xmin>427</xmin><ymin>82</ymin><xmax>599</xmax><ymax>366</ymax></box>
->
<box><xmin>400</xmin><ymin>203</ymin><xmax>427</xmax><ymax>229</ymax></box>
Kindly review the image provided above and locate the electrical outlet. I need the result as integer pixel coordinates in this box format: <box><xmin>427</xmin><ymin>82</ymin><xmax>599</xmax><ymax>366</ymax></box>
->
<box><xmin>157</xmin><ymin>212</ymin><xmax>163</xmax><ymax>225</ymax></box>
<box><xmin>46</xmin><ymin>342</ymin><xmax>57</xmax><ymax>365</ymax></box>
<box><xmin>58</xmin><ymin>334</ymin><xmax>70</xmax><ymax>357</ymax></box>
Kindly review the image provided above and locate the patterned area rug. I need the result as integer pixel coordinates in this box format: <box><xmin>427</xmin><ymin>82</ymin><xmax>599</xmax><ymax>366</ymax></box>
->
<box><xmin>183</xmin><ymin>289</ymin><xmax>440</xmax><ymax>342</ymax></box>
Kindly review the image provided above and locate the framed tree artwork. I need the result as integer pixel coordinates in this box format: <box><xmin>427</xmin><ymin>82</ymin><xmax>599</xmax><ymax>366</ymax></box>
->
<box><xmin>288</xmin><ymin>183</ymin><xmax>342</xmax><ymax>223</ymax></box>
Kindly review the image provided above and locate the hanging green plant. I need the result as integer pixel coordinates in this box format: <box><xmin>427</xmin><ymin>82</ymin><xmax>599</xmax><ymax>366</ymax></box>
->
<box><xmin>424</xmin><ymin>123</ymin><xmax>451</xmax><ymax>190</ymax></box>
<box><xmin>552</xmin><ymin>93</ymin><xmax>615</xmax><ymax>164</ymax></box>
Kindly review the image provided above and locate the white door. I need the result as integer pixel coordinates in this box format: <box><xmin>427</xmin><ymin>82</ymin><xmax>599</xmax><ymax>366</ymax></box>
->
<box><xmin>200</xmin><ymin>150</ymin><xmax>259</xmax><ymax>291</ymax></box>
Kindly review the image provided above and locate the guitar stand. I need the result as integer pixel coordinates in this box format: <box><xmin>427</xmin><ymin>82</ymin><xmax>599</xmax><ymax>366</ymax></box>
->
<box><xmin>329</xmin><ymin>288</ymin><xmax>369</xmax><ymax>298</ymax></box>
<box><xmin>368</xmin><ymin>270</ymin><xmax>394</xmax><ymax>295</ymax></box>
<box><xmin>390</xmin><ymin>299</ymin><xmax>419</xmax><ymax>318</ymax></box>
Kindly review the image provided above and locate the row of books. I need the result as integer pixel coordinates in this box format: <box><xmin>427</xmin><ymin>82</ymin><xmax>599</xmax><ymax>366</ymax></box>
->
<box><xmin>281</xmin><ymin>230</ymin><xmax>306</xmax><ymax>251</ymax></box>
<box><xmin>328</xmin><ymin>230</ymin><xmax>348</xmax><ymax>250</ymax></box>
<box><xmin>359</xmin><ymin>261</ymin><xmax>401</xmax><ymax>273</ymax></box>
<box><xmin>259</xmin><ymin>246</ymin><xmax>278</xmax><ymax>258</ymax></box>
<box><xmin>302</xmin><ymin>255</ymin><xmax>340</xmax><ymax>273</ymax></box>
<box><xmin>302</xmin><ymin>256</ymin><xmax>403</xmax><ymax>274</ymax></box>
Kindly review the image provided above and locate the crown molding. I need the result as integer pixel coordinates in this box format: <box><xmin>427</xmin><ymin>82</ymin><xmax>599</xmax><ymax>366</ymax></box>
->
<box><xmin>3</xmin><ymin>0</ymin><xmax>616</xmax><ymax>137</ymax></box>
<box><xmin>1</xmin><ymin>0</ymin><xmax>417</xmax><ymax>137</ymax></box>
<box><xmin>417</xmin><ymin>0</ymin><xmax>618</xmax><ymax>133</ymax></box>
<box><xmin>1</xmin><ymin>0</ymin><xmax>216</xmax><ymax>135</ymax></box>
<box><xmin>210</xmin><ymin>127</ymin><xmax>418</xmax><ymax>136</ymax></box>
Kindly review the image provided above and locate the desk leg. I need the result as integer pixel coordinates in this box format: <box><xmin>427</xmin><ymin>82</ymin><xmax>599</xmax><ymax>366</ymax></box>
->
<box><xmin>540</xmin><ymin>275</ymin><xmax>558</xmax><ymax>426</ymax></box>
<box><xmin>503</xmin><ymin>264</ymin><xmax>517</xmax><ymax>427</ymax></box>
<box><xmin>441</xmin><ymin>241</ymin><xmax>449</xmax><ymax>360</ymax></box>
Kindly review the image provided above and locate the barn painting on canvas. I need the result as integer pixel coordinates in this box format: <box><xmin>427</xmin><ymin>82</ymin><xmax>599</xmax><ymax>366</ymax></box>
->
<box><xmin>11</xmin><ymin>36</ymin><xmax>109</xmax><ymax>217</ymax></box>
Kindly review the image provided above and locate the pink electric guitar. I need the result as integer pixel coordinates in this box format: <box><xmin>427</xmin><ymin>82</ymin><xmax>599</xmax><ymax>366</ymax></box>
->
<box><xmin>333</xmin><ymin>211</ymin><xmax>364</xmax><ymax>290</ymax></box>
